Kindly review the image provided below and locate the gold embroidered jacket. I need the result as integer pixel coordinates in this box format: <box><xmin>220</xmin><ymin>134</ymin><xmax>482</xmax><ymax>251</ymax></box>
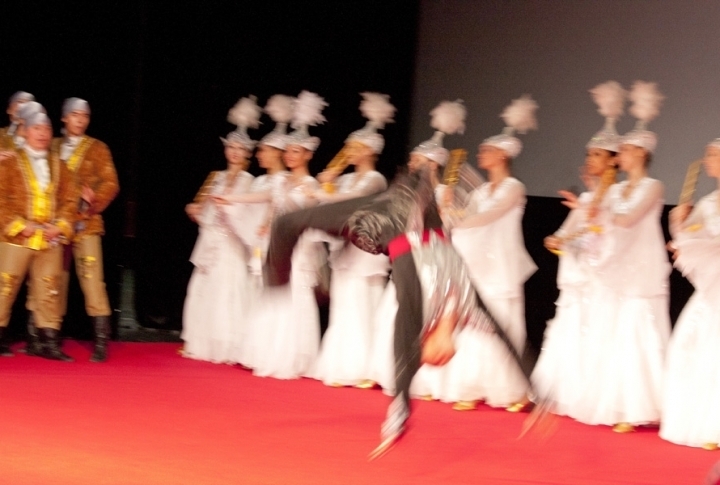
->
<box><xmin>0</xmin><ymin>149</ymin><xmax>78</xmax><ymax>249</ymax></box>
<box><xmin>0</xmin><ymin>126</ymin><xmax>17</xmax><ymax>150</ymax></box>
<box><xmin>51</xmin><ymin>136</ymin><xmax>119</xmax><ymax>240</ymax></box>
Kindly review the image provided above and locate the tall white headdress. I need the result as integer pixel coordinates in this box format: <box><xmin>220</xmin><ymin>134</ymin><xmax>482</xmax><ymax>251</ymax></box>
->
<box><xmin>285</xmin><ymin>91</ymin><xmax>327</xmax><ymax>152</ymax></box>
<box><xmin>621</xmin><ymin>81</ymin><xmax>664</xmax><ymax>153</ymax></box>
<box><xmin>222</xmin><ymin>95</ymin><xmax>262</xmax><ymax>150</ymax></box>
<box><xmin>259</xmin><ymin>95</ymin><xmax>294</xmax><ymax>150</ymax></box>
<box><xmin>482</xmin><ymin>95</ymin><xmax>538</xmax><ymax>159</ymax></box>
<box><xmin>345</xmin><ymin>92</ymin><xmax>396</xmax><ymax>155</ymax></box>
<box><xmin>412</xmin><ymin>99</ymin><xmax>466</xmax><ymax>166</ymax></box>
<box><xmin>587</xmin><ymin>81</ymin><xmax>625</xmax><ymax>152</ymax></box>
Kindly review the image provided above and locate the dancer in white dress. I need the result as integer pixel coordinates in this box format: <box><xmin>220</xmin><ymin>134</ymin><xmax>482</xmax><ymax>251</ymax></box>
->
<box><xmin>530</xmin><ymin>81</ymin><xmax>623</xmax><ymax>416</ymax></box>
<box><xmin>434</xmin><ymin>96</ymin><xmax>538</xmax><ymax>410</ymax></box>
<box><xmin>240</xmin><ymin>91</ymin><xmax>327</xmax><ymax>379</ymax></box>
<box><xmin>574</xmin><ymin>81</ymin><xmax>671</xmax><ymax>432</ymax></box>
<box><xmin>310</xmin><ymin>93</ymin><xmax>392</xmax><ymax>387</ymax></box>
<box><xmin>219</xmin><ymin>95</ymin><xmax>294</xmax><ymax>366</ymax></box>
<box><xmin>181</xmin><ymin>97</ymin><xmax>260</xmax><ymax>363</ymax></box>
<box><xmin>661</xmin><ymin>140</ymin><xmax>720</xmax><ymax>449</ymax></box>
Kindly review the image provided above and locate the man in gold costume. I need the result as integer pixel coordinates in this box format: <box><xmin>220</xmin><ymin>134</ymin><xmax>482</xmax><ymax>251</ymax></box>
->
<box><xmin>48</xmin><ymin>98</ymin><xmax>119</xmax><ymax>362</ymax></box>
<box><xmin>0</xmin><ymin>109</ymin><xmax>78</xmax><ymax>361</ymax></box>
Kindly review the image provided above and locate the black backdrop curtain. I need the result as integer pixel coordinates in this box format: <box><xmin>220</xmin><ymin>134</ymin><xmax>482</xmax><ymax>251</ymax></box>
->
<box><xmin>0</xmin><ymin>0</ymin><xmax>421</xmax><ymax>335</ymax></box>
<box><xmin>0</xmin><ymin>1</ymin><xmax>692</xmax><ymax>351</ymax></box>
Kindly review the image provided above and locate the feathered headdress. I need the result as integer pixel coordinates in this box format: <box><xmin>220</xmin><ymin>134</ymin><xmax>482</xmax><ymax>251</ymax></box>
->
<box><xmin>587</xmin><ymin>81</ymin><xmax>626</xmax><ymax>152</ymax></box>
<box><xmin>622</xmin><ymin>81</ymin><xmax>664</xmax><ymax>153</ymax></box>
<box><xmin>483</xmin><ymin>95</ymin><xmax>538</xmax><ymax>158</ymax></box>
<box><xmin>222</xmin><ymin>95</ymin><xmax>261</xmax><ymax>150</ymax></box>
<box><xmin>260</xmin><ymin>94</ymin><xmax>294</xmax><ymax>150</ymax></box>
<box><xmin>286</xmin><ymin>90</ymin><xmax>327</xmax><ymax>152</ymax></box>
<box><xmin>412</xmin><ymin>99</ymin><xmax>466</xmax><ymax>166</ymax></box>
<box><xmin>346</xmin><ymin>92</ymin><xmax>396</xmax><ymax>154</ymax></box>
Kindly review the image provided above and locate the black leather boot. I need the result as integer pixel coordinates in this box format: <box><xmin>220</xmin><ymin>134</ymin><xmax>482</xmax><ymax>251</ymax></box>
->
<box><xmin>90</xmin><ymin>316</ymin><xmax>111</xmax><ymax>363</ymax></box>
<box><xmin>38</xmin><ymin>328</ymin><xmax>74</xmax><ymax>362</ymax></box>
<box><xmin>19</xmin><ymin>312</ymin><xmax>41</xmax><ymax>356</ymax></box>
<box><xmin>0</xmin><ymin>326</ymin><xmax>13</xmax><ymax>357</ymax></box>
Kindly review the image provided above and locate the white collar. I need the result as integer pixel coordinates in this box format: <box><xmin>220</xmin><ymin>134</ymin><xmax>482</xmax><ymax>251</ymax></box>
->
<box><xmin>24</xmin><ymin>145</ymin><xmax>48</xmax><ymax>159</ymax></box>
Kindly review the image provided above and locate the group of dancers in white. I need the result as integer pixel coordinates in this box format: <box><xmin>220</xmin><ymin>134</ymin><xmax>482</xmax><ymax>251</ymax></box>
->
<box><xmin>180</xmin><ymin>82</ymin><xmax>720</xmax><ymax>451</ymax></box>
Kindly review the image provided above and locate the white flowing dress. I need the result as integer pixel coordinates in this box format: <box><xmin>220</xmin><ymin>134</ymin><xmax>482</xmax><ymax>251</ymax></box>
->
<box><xmin>310</xmin><ymin>171</ymin><xmax>390</xmax><ymax>386</ymax></box>
<box><xmin>531</xmin><ymin>191</ymin><xmax>606</xmax><ymax>415</ymax></box>
<box><xmin>181</xmin><ymin>170</ymin><xmax>254</xmax><ymax>363</ymax></box>
<box><xmin>661</xmin><ymin>191</ymin><xmax>720</xmax><ymax>447</ymax></box>
<box><xmin>417</xmin><ymin>178</ymin><xmax>535</xmax><ymax>407</ymax></box>
<box><xmin>366</xmin><ymin>278</ymin><xmax>400</xmax><ymax>395</ymax></box>
<box><xmin>249</xmin><ymin>175</ymin><xmax>325</xmax><ymax>379</ymax></box>
<box><xmin>223</xmin><ymin>172</ymin><xmax>288</xmax><ymax>366</ymax></box>
<box><xmin>573</xmin><ymin>177</ymin><xmax>671</xmax><ymax>426</ymax></box>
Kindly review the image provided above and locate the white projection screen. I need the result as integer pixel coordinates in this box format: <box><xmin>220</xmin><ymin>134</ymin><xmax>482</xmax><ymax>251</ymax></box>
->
<box><xmin>410</xmin><ymin>0</ymin><xmax>720</xmax><ymax>200</ymax></box>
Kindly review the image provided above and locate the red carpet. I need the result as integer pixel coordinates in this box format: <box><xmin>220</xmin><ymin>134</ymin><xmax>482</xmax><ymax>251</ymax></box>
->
<box><xmin>0</xmin><ymin>341</ymin><xmax>715</xmax><ymax>485</ymax></box>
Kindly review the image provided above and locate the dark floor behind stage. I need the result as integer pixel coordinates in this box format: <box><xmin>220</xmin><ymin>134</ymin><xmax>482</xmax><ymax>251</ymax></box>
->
<box><xmin>0</xmin><ymin>341</ymin><xmax>714</xmax><ymax>485</ymax></box>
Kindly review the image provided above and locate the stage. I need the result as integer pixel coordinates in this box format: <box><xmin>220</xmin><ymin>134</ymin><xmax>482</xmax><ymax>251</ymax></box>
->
<box><xmin>0</xmin><ymin>341</ymin><xmax>714</xmax><ymax>485</ymax></box>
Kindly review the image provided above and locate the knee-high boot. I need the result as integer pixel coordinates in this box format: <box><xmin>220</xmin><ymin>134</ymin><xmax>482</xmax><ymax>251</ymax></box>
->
<box><xmin>90</xmin><ymin>316</ymin><xmax>111</xmax><ymax>363</ymax></box>
<box><xmin>38</xmin><ymin>328</ymin><xmax>74</xmax><ymax>362</ymax></box>
<box><xmin>0</xmin><ymin>326</ymin><xmax>12</xmax><ymax>357</ymax></box>
<box><xmin>19</xmin><ymin>312</ymin><xmax>40</xmax><ymax>356</ymax></box>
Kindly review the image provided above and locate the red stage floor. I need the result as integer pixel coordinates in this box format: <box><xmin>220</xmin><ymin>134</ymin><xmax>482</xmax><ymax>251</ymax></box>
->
<box><xmin>0</xmin><ymin>341</ymin><xmax>715</xmax><ymax>485</ymax></box>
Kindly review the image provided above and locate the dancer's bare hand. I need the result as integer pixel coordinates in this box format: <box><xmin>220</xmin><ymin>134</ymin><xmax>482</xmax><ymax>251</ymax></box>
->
<box><xmin>558</xmin><ymin>190</ymin><xmax>579</xmax><ymax>210</ymax></box>
<box><xmin>185</xmin><ymin>203</ymin><xmax>202</xmax><ymax>222</ymax></box>
<box><xmin>317</xmin><ymin>170</ymin><xmax>339</xmax><ymax>184</ymax></box>
<box><xmin>544</xmin><ymin>235</ymin><xmax>561</xmax><ymax>251</ymax></box>
<box><xmin>421</xmin><ymin>315</ymin><xmax>456</xmax><ymax>366</ymax></box>
<box><xmin>670</xmin><ymin>203</ymin><xmax>692</xmax><ymax>225</ymax></box>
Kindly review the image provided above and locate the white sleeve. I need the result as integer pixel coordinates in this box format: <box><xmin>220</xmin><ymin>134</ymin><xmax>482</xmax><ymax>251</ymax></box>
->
<box><xmin>456</xmin><ymin>181</ymin><xmax>525</xmax><ymax>229</ymax></box>
<box><xmin>612</xmin><ymin>180</ymin><xmax>663</xmax><ymax>229</ymax></box>
<box><xmin>315</xmin><ymin>172</ymin><xmax>388</xmax><ymax>203</ymax></box>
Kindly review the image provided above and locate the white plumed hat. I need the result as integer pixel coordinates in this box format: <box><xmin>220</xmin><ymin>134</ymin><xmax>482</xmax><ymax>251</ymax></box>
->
<box><xmin>221</xmin><ymin>95</ymin><xmax>262</xmax><ymax>150</ymax></box>
<box><xmin>285</xmin><ymin>91</ymin><xmax>327</xmax><ymax>152</ymax></box>
<box><xmin>412</xmin><ymin>99</ymin><xmax>466</xmax><ymax>166</ymax></box>
<box><xmin>260</xmin><ymin>95</ymin><xmax>294</xmax><ymax>150</ymax></box>
<box><xmin>621</xmin><ymin>81</ymin><xmax>664</xmax><ymax>153</ymax></box>
<box><xmin>587</xmin><ymin>81</ymin><xmax>625</xmax><ymax>153</ymax></box>
<box><xmin>345</xmin><ymin>92</ymin><xmax>396</xmax><ymax>155</ymax></box>
<box><xmin>482</xmin><ymin>95</ymin><xmax>538</xmax><ymax>159</ymax></box>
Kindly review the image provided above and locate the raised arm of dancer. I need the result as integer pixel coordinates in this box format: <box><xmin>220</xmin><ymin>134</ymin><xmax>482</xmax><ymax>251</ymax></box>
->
<box><xmin>313</xmin><ymin>172</ymin><xmax>388</xmax><ymax>203</ymax></box>
<box><xmin>212</xmin><ymin>190</ymin><xmax>273</xmax><ymax>204</ymax></box>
